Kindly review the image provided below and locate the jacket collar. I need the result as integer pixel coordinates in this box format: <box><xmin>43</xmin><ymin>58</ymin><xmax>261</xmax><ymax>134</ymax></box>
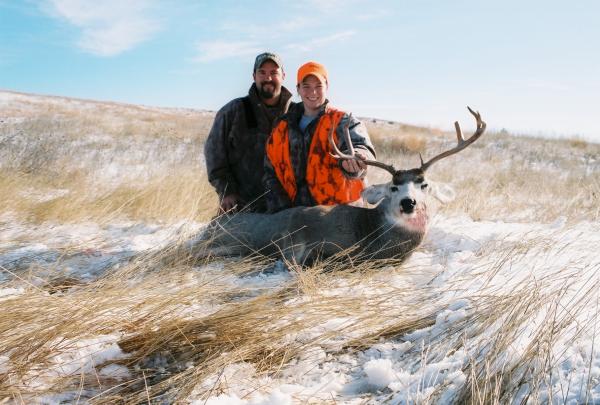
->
<box><xmin>287</xmin><ymin>99</ymin><xmax>332</xmax><ymax>122</ymax></box>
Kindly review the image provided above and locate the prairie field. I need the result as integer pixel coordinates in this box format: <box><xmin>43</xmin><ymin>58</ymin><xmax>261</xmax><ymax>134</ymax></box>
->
<box><xmin>1</xmin><ymin>90</ymin><xmax>599</xmax><ymax>404</ymax></box>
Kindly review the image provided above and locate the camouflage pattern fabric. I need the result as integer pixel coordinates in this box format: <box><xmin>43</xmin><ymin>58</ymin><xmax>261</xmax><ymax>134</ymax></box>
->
<box><xmin>204</xmin><ymin>84</ymin><xmax>293</xmax><ymax>212</ymax></box>
<box><xmin>263</xmin><ymin>101</ymin><xmax>376</xmax><ymax>213</ymax></box>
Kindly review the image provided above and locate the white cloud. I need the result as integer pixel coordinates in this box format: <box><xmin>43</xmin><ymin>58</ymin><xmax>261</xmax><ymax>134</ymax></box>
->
<box><xmin>193</xmin><ymin>40</ymin><xmax>262</xmax><ymax>63</ymax></box>
<box><xmin>219</xmin><ymin>16</ymin><xmax>313</xmax><ymax>36</ymax></box>
<box><xmin>285</xmin><ymin>30</ymin><xmax>356</xmax><ymax>52</ymax></box>
<box><xmin>191</xmin><ymin>29</ymin><xmax>356</xmax><ymax>64</ymax></box>
<box><xmin>277</xmin><ymin>16</ymin><xmax>314</xmax><ymax>32</ymax></box>
<box><xmin>42</xmin><ymin>0</ymin><xmax>160</xmax><ymax>56</ymax></box>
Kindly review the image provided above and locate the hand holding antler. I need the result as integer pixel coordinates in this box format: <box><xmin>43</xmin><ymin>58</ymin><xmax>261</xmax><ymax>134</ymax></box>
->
<box><xmin>340</xmin><ymin>152</ymin><xmax>367</xmax><ymax>175</ymax></box>
<box><xmin>328</xmin><ymin>113</ymin><xmax>397</xmax><ymax>176</ymax></box>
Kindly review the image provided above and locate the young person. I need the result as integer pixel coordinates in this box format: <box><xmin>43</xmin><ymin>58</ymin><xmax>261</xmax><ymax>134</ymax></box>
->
<box><xmin>264</xmin><ymin>61</ymin><xmax>375</xmax><ymax>213</ymax></box>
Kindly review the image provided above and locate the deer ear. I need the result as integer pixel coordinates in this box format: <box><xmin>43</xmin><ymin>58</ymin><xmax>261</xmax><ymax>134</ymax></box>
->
<box><xmin>429</xmin><ymin>182</ymin><xmax>455</xmax><ymax>203</ymax></box>
<box><xmin>362</xmin><ymin>184</ymin><xmax>389</xmax><ymax>204</ymax></box>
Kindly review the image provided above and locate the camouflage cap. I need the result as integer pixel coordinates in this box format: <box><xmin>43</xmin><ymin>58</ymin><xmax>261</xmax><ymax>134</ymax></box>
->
<box><xmin>253</xmin><ymin>52</ymin><xmax>283</xmax><ymax>72</ymax></box>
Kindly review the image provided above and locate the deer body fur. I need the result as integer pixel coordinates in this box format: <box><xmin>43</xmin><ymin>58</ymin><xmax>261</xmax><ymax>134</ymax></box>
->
<box><xmin>203</xmin><ymin>198</ymin><xmax>427</xmax><ymax>264</ymax></box>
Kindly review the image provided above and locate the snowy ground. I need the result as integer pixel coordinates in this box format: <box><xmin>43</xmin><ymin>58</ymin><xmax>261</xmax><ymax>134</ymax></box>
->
<box><xmin>2</xmin><ymin>213</ymin><xmax>598</xmax><ymax>404</ymax></box>
<box><xmin>1</xmin><ymin>90</ymin><xmax>599</xmax><ymax>403</ymax></box>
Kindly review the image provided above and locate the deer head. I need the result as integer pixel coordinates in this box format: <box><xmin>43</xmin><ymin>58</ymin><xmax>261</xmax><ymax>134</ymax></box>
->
<box><xmin>329</xmin><ymin>107</ymin><xmax>486</xmax><ymax>231</ymax></box>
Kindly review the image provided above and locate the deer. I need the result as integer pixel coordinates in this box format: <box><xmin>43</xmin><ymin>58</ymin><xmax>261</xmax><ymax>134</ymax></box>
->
<box><xmin>194</xmin><ymin>107</ymin><xmax>486</xmax><ymax>265</ymax></box>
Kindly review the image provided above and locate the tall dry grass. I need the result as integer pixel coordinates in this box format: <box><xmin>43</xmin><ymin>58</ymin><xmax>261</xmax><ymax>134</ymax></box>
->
<box><xmin>365</xmin><ymin>125</ymin><xmax>600</xmax><ymax>224</ymax></box>
<box><xmin>365</xmin><ymin>119</ymin><xmax>439</xmax><ymax>156</ymax></box>
<box><xmin>3</xmin><ymin>234</ymin><xmax>597</xmax><ymax>403</ymax></box>
<box><xmin>1</xmin><ymin>168</ymin><xmax>217</xmax><ymax>224</ymax></box>
<box><xmin>1</xmin><ymin>91</ymin><xmax>599</xmax><ymax>403</ymax></box>
<box><xmin>1</xmin><ymin>91</ymin><xmax>217</xmax><ymax>224</ymax></box>
<box><xmin>3</xmin><ymin>92</ymin><xmax>598</xmax><ymax>225</ymax></box>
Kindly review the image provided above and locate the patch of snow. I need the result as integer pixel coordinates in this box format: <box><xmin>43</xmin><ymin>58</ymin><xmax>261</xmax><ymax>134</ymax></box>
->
<box><xmin>0</xmin><ymin>219</ymin><xmax>205</xmax><ymax>281</ymax></box>
<box><xmin>98</xmin><ymin>364</ymin><xmax>131</xmax><ymax>380</ymax></box>
<box><xmin>364</xmin><ymin>358</ymin><xmax>395</xmax><ymax>388</ymax></box>
<box><xmin>2</xmin><ymin>190</ymin><xmax>600</xmax><ymax>403</ymax></box>
<box><xmin>0</xmin><ymin>287</ymin><xmax>25</xmax><ymax>301</ymax></box>
<box><xmin>19</xmin><ymin>187</ymin><xmax>70</xmax><ymax>203</ymax></box>
<box><xmin>50</xmin><ymin>334</ymin><xmax>128</xmax><ymax>376</ymax></box>
<box><xmin>0</xmin><ymin>355</ymin><xmax>9</xmax><ymax>373</ymax></box>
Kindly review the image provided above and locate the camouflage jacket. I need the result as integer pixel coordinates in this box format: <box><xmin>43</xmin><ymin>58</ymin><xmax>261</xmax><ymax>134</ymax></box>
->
<box><xmin>263</xmin><ymin>101</ymin><xmax>376</xmax><ymax>213</ymax></box>
<box><xmin>204</xmin><ymin>84</ymin><xmax>294</xmax><ymax>212</ymax></box>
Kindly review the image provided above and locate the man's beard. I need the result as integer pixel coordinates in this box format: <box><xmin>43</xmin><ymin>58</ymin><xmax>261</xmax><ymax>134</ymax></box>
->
<box><xmin>258</xmin><ymin>82</ymin><xmax>278</xmax><ymax>100</ymax></box>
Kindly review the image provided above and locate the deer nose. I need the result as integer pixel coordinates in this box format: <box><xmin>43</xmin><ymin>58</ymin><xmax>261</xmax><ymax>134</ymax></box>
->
<box><xmin>400</xmin><ymin>198</ymin><xmax>417</xmax><ymax>213</ymax></box>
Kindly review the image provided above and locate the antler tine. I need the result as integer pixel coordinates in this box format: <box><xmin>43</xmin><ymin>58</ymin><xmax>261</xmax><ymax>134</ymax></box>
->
<box><xmin>327</xmin><ymin>113</ymin><xmax>397</xmax><ymax>176</ymax></box>
<box><xmin>420</xmin><ymin>106</ymin><xmax>486</xmax><ymax>172</ymax></box>
<box><xmin>328</xmin><ymin>113</ymin><xmax>355</xmax><ymax>160</ymax></box>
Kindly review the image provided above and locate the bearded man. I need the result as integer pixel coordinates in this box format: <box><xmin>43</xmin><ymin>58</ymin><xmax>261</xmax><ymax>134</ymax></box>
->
<box><xmin>204</xmin><ymin>52</ymin><xmax>294</xmax><ymax>213</ymax></box>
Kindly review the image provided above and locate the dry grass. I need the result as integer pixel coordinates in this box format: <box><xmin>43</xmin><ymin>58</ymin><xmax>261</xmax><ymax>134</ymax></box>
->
<box><xmin>1</xmin><ymin>91</ymin><xmax>599</xmax><ymax>403</ymax></box>
<box><xmin>0</xmin><ymin>253</ymin><xmax>441</xmax><ymax>402</ymax></box>
<box><xmin>364</xmin><ymin>127</ymin><xmax>600</xmax><ymax>224</ymax></box>
<box><xmin>3</xmin><ymin>235</ymin><xmax>597</xmax><ymax>403</ymax></box>
<box><xmin>365</xmin><ymin>119</ymin><xmax>440</xmax><ymax>156</ymax></box>
<box><xmin>1</xmin><ymin>90</ymin><xmax>218</xmax><ymax>224</ymax></box>
<box><xmin>1</xmin><ymin>168</ymin><xmax>217</xmax><ymax>224</ymax></box>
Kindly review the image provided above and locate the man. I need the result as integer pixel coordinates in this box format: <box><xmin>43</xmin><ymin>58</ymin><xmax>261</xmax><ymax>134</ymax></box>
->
<box><xmin>205</xmin><ymin>52</ymin><xmax>294</xmax><ymax>213</ymax></box>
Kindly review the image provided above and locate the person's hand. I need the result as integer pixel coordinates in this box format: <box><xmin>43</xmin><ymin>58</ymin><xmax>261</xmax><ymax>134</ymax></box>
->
<box><xmin>220</xmin><ymin>193</ymin><xmax>244</xmax><ymax>213</ymax></box>
<box><xmin>341</xmin><ymin>152</ymin><xmax>367</xmax><ymax>175</ymax></box>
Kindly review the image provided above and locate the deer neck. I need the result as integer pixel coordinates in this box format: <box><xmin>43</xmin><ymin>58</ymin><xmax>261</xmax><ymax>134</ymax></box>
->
<box><xmin>354</xmin><ymin>201</ymin><xmax>426</xmax><ymax>260</ymax></box>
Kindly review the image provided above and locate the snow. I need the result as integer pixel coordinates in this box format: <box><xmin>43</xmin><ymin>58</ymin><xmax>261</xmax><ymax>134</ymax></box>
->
<box><xmin>0</xmin><ymin>89</ymin><xmax>213</xmax><ymax>117</ymax></box>
<box><xmin>2</xmin><ymin>205</ymin><xmax>598</xmax><ymax>404</ymax></box>
<box><xmin>186</xmin><ymin>216</ymin><xmax>599</xmax><ymax>404</ymax></box>
<box><xmin>18</xmin><ymin>187</ymin><xmax>70</xmax><ymax>203</ymax></box>
<box><xmin>2</xmin><ymin>90</ymin><xmax>599</xmax><ymax>403</ymax></box>
<box><xmin>364</xmin><ymin>358</ymin><xmax>396</xmax><ymax>388</ymax></box>
<box><xmin>0</xmin><ymin>355</ymin><xmax>9</xmax><ymax>373</ymax></box>
<box><xmin>0</xmin><ymin>287</ymin><xmax>24</xmax><ymax>301</ymax></box>
<box><xmin>98</xmin><ymin>364</ymin><xmax>131</xmax><ymax>380</ymax></box>
<box><xmin>6</xmin><ymin>334</ymin><xmax>129</xmax><ymax>399</ymax></box>
<box><xmin>198</xmin><ymin>389</ymin><xmax>294</xmax><ymax>405</ymax></box>
<box><xmin>49</xmin><ymin>335</ymin><xmax>128</xmax><ymax>377</ymax></box>
<box><xmin>2</xmin><ymin>213</ymin><xmax>599</xmax><ymax>403</ymax></box>
<box><xmin>0</xmin><ymin>219</ymin><xmax>204</xmax><ymax>282</ymax></box>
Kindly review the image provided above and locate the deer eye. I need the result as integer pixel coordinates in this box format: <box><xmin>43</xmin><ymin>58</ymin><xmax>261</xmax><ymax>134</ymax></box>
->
<box><xmin>421</xmin><ymin>183</ymin><xmax>428</xmax><ymax>190</ymax></box>
<box><xmin>390</xmin><ymin>186</ymin><xmax>398</xmax><ymax>192</ymax></box>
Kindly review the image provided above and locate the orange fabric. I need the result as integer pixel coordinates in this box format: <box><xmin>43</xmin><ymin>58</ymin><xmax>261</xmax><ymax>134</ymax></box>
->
<box><xmin>306</xmin><ymin>109</ymin><xmax>364</xmax><ymax>205</ymax></box>
<box><xmin>266</xmin><ymin>120</ymin><xmax>298</xmax><ymax>201</ymax></box>
<box><xmin>266</xmin><ymin>108</ymin><xmax>364</xmax><ymax>206</ymax></box>
<box><xmin>297</xmin><ymin>61</ymin><xmax>328</xmax><ymax>85</ymax></box>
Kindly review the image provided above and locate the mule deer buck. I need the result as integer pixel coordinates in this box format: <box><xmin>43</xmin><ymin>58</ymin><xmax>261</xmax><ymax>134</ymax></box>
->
<box><xmin>196</xmin><ymin>107</ymin><xmax>486</xmax><ymax>265</ymax></box>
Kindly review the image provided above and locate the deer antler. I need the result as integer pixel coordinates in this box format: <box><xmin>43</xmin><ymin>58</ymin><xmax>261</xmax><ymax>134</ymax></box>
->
<box><xmin>328</xmin><ymin>113</ymin><xmax>397</xmax><ymax>176</ymax></box>
<box><xmin>420</xmin><ymin>106</ymin><xmax>486</xmax><ymax>172</ymax></box>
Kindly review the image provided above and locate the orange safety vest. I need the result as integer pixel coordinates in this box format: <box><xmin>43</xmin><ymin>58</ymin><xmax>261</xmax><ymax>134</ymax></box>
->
<box><xmin>266</xmin><ymin>108</ymin><xmax>364</xmax><ymax>205</ymax></box>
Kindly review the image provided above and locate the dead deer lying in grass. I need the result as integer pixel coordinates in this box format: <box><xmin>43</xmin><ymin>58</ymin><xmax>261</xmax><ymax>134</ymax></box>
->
<box><xmin>197</xmin><ymin>107</ymin><xmax>486</xmax><ymax>265</ymax></box>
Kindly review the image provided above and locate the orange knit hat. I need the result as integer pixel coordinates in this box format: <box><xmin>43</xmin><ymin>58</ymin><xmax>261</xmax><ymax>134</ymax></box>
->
<box><xmin>297</xmin><ymin>61</ymin><xmax>328</xmax><ymax>85</ymax></box>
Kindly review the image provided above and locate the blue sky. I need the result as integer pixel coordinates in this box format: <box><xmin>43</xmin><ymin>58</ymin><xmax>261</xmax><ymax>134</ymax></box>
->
<box><xmin>1</xmin><ymin>0</ymin><xmax>599</xmax><ymax>141</ymax></box>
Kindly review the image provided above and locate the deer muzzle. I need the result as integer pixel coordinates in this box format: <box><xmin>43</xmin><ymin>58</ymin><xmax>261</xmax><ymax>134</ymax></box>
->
<box><xmin>400</xmin><ymin>198</ymin><xmax>417</xmax><ymax>214</ymax></box>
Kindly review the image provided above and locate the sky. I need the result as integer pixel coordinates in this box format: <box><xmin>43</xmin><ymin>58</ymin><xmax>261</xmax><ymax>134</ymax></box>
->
<box><xmin>1</xmin><ymin>0</ymin><xmax>599</xmax><ymax>141</ymax></box>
